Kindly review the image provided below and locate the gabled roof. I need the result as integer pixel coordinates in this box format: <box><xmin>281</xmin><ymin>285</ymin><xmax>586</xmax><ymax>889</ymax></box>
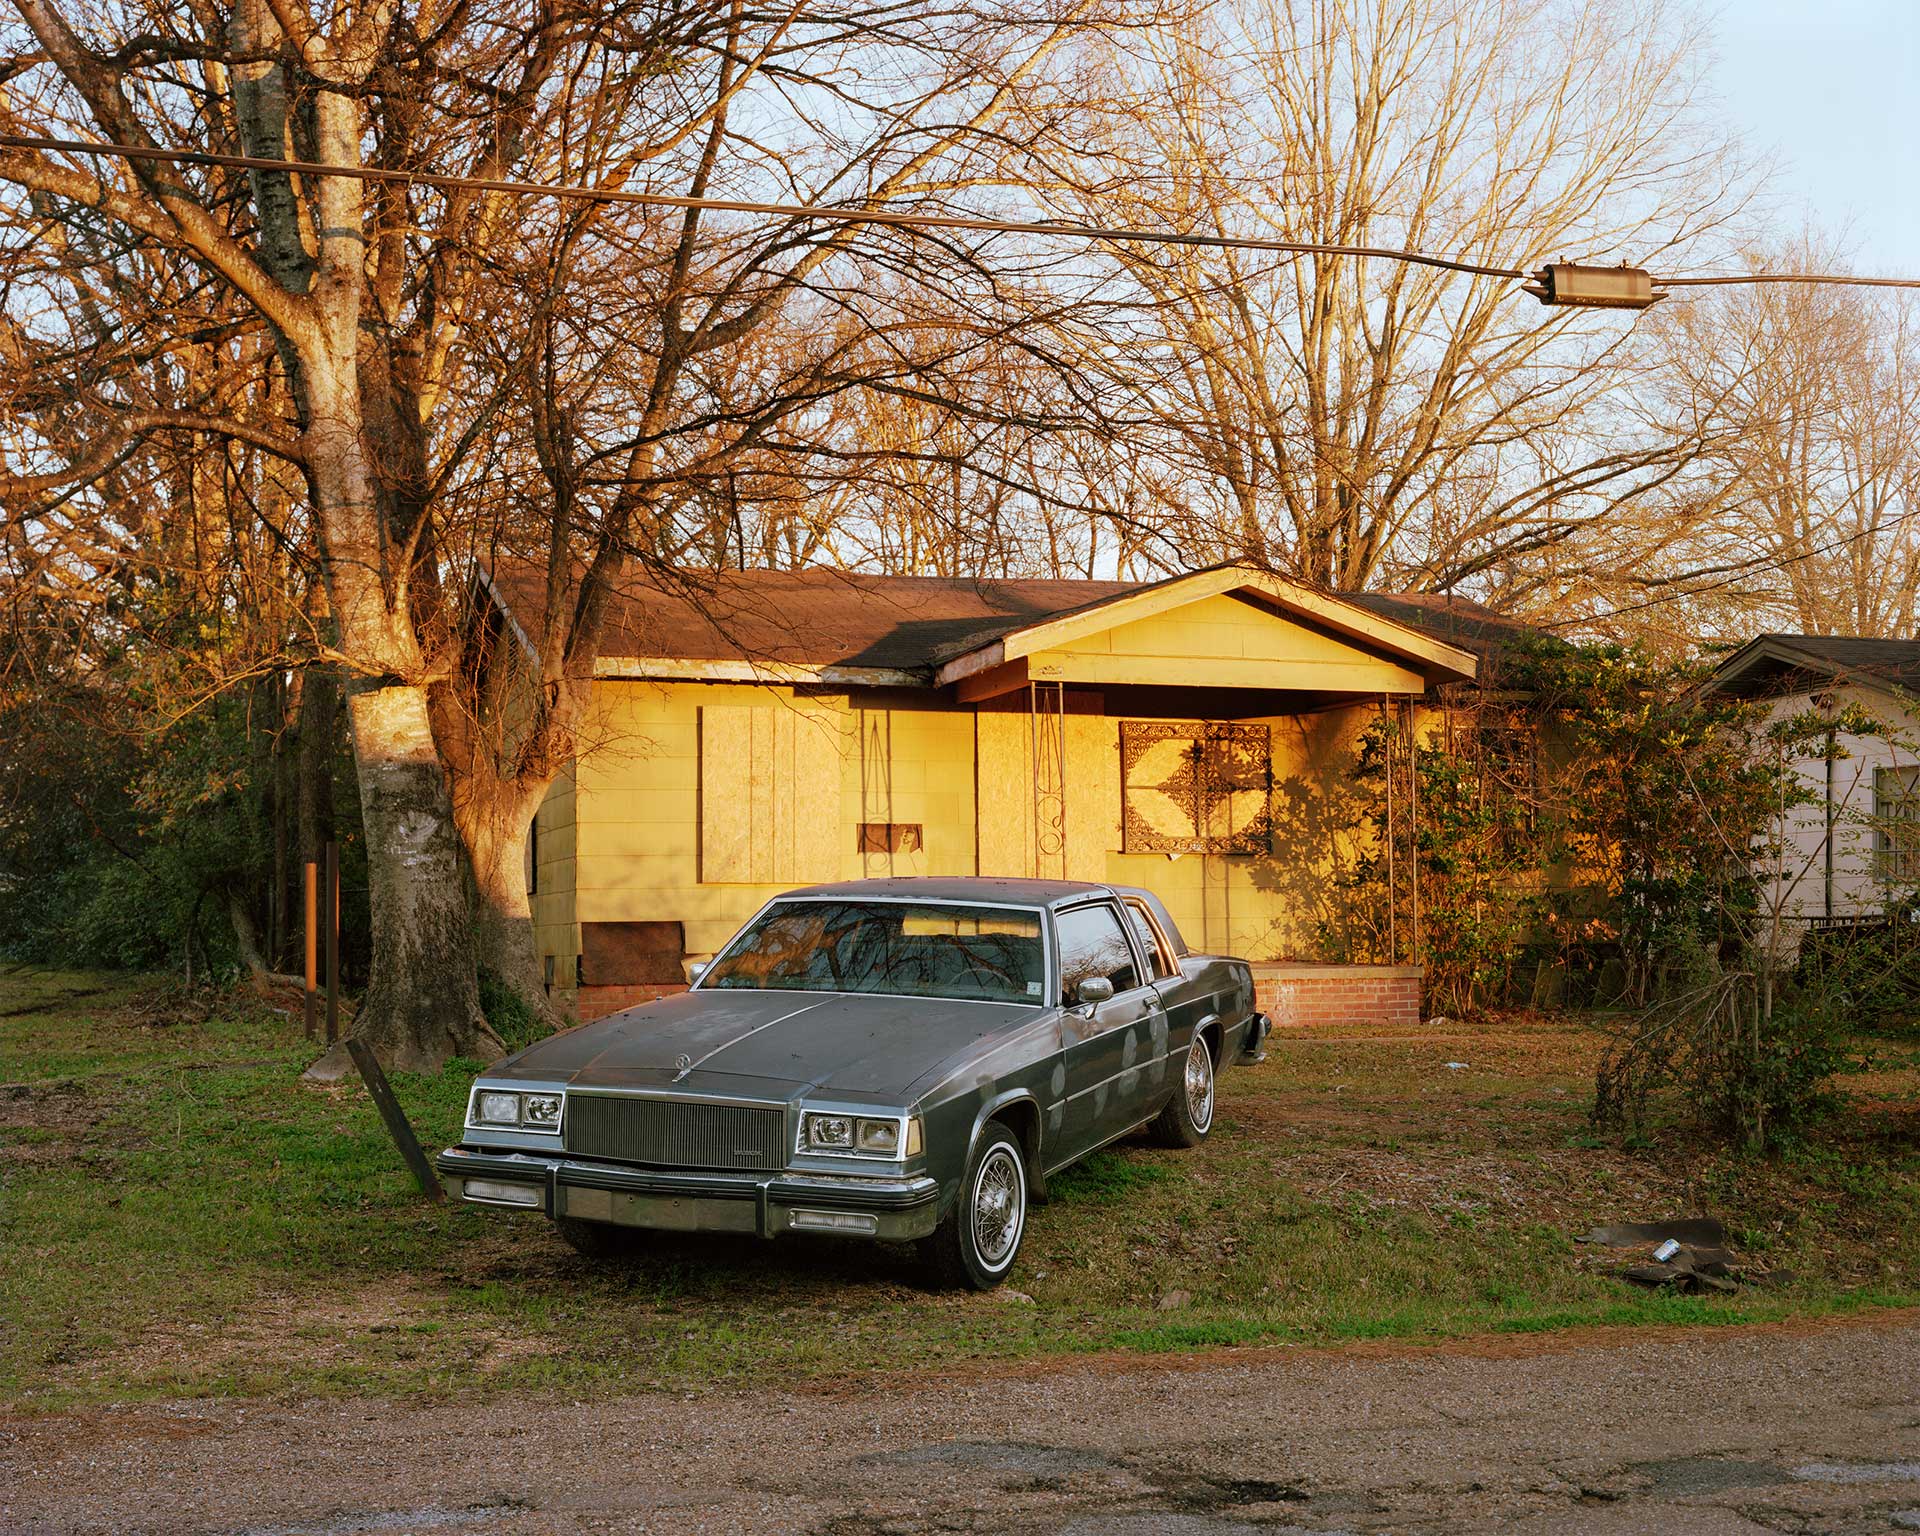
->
<box><xmin>1704</xmin><ymin>633</ymin><xmax>1920</xmax><ymax>701</ymax></box>
<box><xmin>927</xmin><ymin>564</ymin><xmax>1477</xmax><ymax>687</ymax></box>
<box><xmin>480</xmin><ymin>561</ymin><xmax>1478</xmax><ymax>689</ymax></box>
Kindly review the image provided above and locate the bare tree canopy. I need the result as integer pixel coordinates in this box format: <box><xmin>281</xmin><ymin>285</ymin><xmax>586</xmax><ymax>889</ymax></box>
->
<box><xmin>0</xmin><ymin>0</ymin><xmax>1156</xmax><ymax>1062</ymax></box>
<box><xmin>1020</xmin><ymin>0</ymin><xmax>1754</xmax><ymax>591</ymax></box>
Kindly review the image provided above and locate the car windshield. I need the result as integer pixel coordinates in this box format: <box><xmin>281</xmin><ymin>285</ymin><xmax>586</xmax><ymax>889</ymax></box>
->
<box><xmin>702</xmin><ymin>900</ymin><xmax>1047</xmax><ymax>1005</ymax></box>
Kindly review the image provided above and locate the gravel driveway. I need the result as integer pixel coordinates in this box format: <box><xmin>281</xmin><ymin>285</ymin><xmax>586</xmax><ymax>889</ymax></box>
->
<box><xmin>5</xmin><ymin>1312</ymin><xmax>1919</xmax><ymax>1535</ymax></box>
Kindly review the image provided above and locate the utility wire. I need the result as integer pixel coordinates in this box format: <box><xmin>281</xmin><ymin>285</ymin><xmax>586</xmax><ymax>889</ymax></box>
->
<box><xmin>16</xmin><ymin>131</ymin><xmax>1920</xmax><ymax>294</ymax></box>
<box><xmin>1663</xmin><ymin>273</ymin><xmax>1920</xmax><ymax>292</ymax></box>
<box><xmin>0</xmin><ymin>133</ymin><xmax>1529</xmax><ymax>279</ymax></box>
<box><xmin>10</xmin><ymin>135</ymin><xmax>1920</xmax><ymax>292</ymax></box>
<box><xmin>1547</xmin><ymin>500</ymin><xmax>1920</xmax><ymax>630</ymax></box>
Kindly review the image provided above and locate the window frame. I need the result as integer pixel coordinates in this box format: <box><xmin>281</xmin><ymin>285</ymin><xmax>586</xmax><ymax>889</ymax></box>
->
<box><xmin>1121</xmin><ymin>896</ymin><xmax>1180</xmax><ymax>981</ymax></box>
<box><xmin>1875</xmin><ymin>764</ymin><xmax>1920</xmax><ymax>882</ymax></box>
<box><xmin>694</xmin><ymin>894</ymin><xmax>1056</xmax><ymax>1007</ymax></box>
<box><xmin>1051</xmin><ymin>897</ymin><xmax>1149</xmax><ymax>1005</ymax></box>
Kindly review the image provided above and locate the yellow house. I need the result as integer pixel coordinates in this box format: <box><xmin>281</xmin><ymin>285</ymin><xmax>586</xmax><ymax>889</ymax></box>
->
<box><xmin>482</xmin><ymin>563</ymin><xmax>1478</xmax><ymax>1025</ymax></box>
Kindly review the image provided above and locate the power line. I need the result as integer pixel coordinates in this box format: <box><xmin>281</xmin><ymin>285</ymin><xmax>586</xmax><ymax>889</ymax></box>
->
<box><xmin>1663</xmin><ymin>273</ymin><xmax>1920</xmax><ymax>292</ymax></box>
<box><xmin>1548</xmin><ymin>500</ymin><xmax>1920</xmax><ymax>630</ymax></box>
<box><xmin>11</xmin><ymin>135</ymin><xmax>1920</xmax><ymax>295</ymax></box>
<box><xmin>0</xmin><ymin>133</ymin><xmax>1528</xmax><ymax>279</ymax></box>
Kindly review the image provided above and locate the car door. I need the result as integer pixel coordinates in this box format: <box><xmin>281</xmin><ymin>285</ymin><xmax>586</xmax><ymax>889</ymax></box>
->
<box><xmin>1052</xmin><ymin>899</ymin><xmax>1165</xmax><ymax>1162</ymax></box>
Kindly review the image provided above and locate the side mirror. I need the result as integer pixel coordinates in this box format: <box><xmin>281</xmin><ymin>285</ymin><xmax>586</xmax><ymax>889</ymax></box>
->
<box><xmin>685</xmin><ymin>960</ymin><xmax>710</xmax><ymax>986</ymax></box>
<box><xmin>1074</xmin><ymin>976</ymin><xmax>1115</xmax><ymax>1007</ymax></box>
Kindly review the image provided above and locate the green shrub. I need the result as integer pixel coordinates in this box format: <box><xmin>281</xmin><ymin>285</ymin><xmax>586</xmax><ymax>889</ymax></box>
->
<box><xmin>478</xmin><ymin>969</ymin><xmax>550</xmax><ymax>1055</ymax></box>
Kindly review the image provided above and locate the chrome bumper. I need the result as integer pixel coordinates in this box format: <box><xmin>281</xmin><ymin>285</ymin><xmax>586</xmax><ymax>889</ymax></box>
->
<box><xmin>436</xmin><ymin>1147</ymin><xmax>942</xmax><ymax>1241</ymax></box>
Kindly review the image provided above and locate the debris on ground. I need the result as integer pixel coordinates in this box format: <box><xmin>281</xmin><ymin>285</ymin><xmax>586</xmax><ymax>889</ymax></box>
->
<box><xmin>1573</xmin><ymin>1216</ymin><xmax>1792</xmax><ymax>1294</ymax></box>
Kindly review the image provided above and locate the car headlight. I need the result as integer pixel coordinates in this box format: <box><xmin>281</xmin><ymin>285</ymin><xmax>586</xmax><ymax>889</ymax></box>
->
<box><xmin>804</xmin><ymin>1113</ymin><xmax>854</xmax><ymax>1149</ymax></box>
<box><xmin>470</xmin><ymin>1087</ymin><xmax>564</xmax><ymax>1132</ymax></box>
<box><xmin>475</xmin><ymin>1089</ymin><xmax>523</xmax><ymax>1126</ymax></box>
<box><xmin>522</xmin><ymin>1093</ymin><xmax>563</xmax><ymax>1128</ymax></box>
<box><xmin>800</xmin><ymin>1111</ymin><xmax>921</xmax><ymax>1158</ymax></box>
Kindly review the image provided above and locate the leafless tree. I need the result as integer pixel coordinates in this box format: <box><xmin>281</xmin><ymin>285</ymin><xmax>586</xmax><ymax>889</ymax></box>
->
<box><xmin>1584</xmin><ymin>237</ymin><xmax>1920</xmax><ymax>645</ymax></box>
<box><xmin>1025</xmin><ymin>0</ymin><xmax>1754</xmax><ymax>593</ymax></box>
<box><xmin>0</xmin><ymin>0</ymin><xmax>1169</xmax><ymax>1063</ymax></box>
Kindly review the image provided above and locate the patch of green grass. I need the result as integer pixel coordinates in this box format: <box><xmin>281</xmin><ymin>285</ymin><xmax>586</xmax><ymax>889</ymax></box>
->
<box><xmin>3</xmin><ymin>974</ymin><xmax>1917</xmax><ymax>1409</ymax></box>
<box><xmin>1047</xmin><ymin>1148</ymin><xmax>1177</xmax><ymax>1203</ymax></box>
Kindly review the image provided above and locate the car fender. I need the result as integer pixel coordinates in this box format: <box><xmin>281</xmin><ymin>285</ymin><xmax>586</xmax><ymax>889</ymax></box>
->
<box><xmin>1186</xmin><ymin>1011</ymin><xmax>1225</xmax><ymax>1069</ymax></box>
<box><xmin>966</xmin><ymin>1086</ymin><xmax>1049</xmax><ymax>1203</ymax></box>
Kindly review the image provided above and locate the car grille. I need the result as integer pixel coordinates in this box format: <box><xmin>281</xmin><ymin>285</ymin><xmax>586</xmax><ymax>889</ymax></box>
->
<box><xmin>564</xmin><ymin>1094</ymin><xmax>786</xmax><ymax>1171</ymax></box>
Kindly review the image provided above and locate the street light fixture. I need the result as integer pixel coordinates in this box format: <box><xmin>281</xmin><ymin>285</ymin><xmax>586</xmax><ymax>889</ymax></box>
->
<box><xmin>1523</xmin><ymin>262</ymin><xmax>1662</xmax><ymax>310</ymax></box>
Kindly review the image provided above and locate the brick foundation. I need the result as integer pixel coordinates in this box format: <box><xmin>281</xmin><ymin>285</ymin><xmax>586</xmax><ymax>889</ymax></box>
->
<box><xmin>1251</xmin><ymin>963</ymin><xmax>1422</xmax><ymax>1030</ymax></box>
<box><xmin>574</xmin><ymin>982</ymin><xmax>688</xmax><ymax>1022</ymax></box>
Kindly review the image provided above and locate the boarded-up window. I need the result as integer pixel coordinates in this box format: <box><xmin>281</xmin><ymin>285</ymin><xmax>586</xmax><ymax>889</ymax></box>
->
<box><xmin>1120</xmin><ymin>721</ymin><xmax>1272</xmax><ymax>855</ymax></box>
<box><xmin>701</xmin><ymin>704</ymin><xmax>844</xmax><ymax>883</ymax></box>
<box><xmin>581</xmin><ymin>920</ymin><xmax>685</xmax><ymax>985</ymax></box>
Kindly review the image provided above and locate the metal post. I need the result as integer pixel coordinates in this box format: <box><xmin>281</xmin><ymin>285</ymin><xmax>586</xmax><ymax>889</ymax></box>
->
<box><xmin>324</xmin><ymin>839</ymin><xmax>340</xmax><ymax>1045</ymax></box>
<box><xmin>347</xmin><ymin>1038</ymin><xmax>444</xmax><ymax>1201</ymax></box>
<box><xmin>1825</xmin><ymin>728</ymin><xmax>1836</xmax><ymax>919</ymax></box>
<box><xmin>1382</xmin><ymin>697</ymin><xmax>1397</xmax><ymax>964</ymax></box>
<box><xmin>1407</xmin><ymin>699</ymin><xmax>1421</xmax><ymax>955</ymax></box>
<box><xmin>303</xmin><ymin>860</ymin><xmax>318</xmax><ymax>1039</ymax></box>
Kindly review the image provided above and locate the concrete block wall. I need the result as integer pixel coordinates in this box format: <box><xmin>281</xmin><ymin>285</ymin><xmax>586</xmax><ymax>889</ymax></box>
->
<box><xmin>1251</xmin><ymin>963</ymin><xmax>1422</xmax><ymax>1030</ymax></box>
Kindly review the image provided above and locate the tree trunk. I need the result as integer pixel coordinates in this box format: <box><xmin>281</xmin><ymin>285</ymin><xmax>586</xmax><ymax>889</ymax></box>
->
<box><xmin>228</xmin><ymin>889</ymin><xmax>270</xmax><ymax>976</ymax></box>
<box><xmin>457</xmin><ymin>776</ymin><xmax>562</xmax><ymax>1030</ymax></box>
<box><xmin>304</xmin><ymin>684</ymin><xmax>499</xmax><ymax>1079</ymax></box>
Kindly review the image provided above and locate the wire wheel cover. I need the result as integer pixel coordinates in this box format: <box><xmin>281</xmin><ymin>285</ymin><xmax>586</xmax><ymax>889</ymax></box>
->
<box><xmin>970</xmin><ymin>1145</ymin><xmax>1024</xmax><ymax>1269</ymax></box>
<box><xmin>1185</xmin><ymin>1037</ymin><xmax>1215</xmax><ymax>1130</ymax></box>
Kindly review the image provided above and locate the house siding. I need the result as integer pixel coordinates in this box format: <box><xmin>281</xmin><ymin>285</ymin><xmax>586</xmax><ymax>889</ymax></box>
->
<box><xmin>520</xmin><ymin>584</ymin><xmax>1443</xmax><ymax>1021</ymax></box>
<box><xmin>1760</xmin><ymin>682</ymin><xmax>1920</xmax><ymax>927</ymax></box>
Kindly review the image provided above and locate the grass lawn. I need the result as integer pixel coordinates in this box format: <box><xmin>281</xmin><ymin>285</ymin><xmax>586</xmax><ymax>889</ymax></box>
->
<box><xmin>3</xmin><ymin>967</ymin><xmax>1918</xmax><ymax>1408</ymax></box>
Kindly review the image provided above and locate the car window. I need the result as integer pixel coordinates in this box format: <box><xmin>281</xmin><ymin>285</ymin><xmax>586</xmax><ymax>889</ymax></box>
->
<box><xmin>1055</xmin><ymin>902</ymin><xmax>1140</xmax><ymax>1001</ymax></box>
<box><xmin>1124</xmin><ymin>900</ymin><xmax>1177</xmax><ymax>981</ymax></box>
<box><xmin>701</xmin><ymin>900</ymin><xmax>1046</xmax><ymax>1005</ymax></box>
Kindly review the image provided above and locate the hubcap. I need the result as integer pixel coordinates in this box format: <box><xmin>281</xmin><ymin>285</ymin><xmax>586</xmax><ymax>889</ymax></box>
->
<box><xmin>1185</xmin><ymin>1037</ymin><xmax>1214</xmax><ymax>1131</ymax></box>
<box><xmin>971</xmin><ymin>1145</ymin><xmax>1024</xmax><ymax>1270</ymax></box>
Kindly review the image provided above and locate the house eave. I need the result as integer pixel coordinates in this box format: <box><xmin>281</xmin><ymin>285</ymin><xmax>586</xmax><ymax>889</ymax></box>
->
<box><xmin>590</xmin><ymin>656</ymin><xmax>929</xmax><ymax>688</ymax></box>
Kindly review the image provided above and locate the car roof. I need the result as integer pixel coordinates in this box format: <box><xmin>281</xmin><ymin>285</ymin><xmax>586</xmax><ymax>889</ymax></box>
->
<box><xmin>782</xmin><ymin>875</ymin><xmax>1121</xmax><ymax>910</ymax></box>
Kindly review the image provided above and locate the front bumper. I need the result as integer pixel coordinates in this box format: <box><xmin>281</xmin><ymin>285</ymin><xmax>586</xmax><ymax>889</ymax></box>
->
<box><xmin>436</xmin><ymin>1146</ymin><xmax>943</xmax><ymax>1241</ymax></box>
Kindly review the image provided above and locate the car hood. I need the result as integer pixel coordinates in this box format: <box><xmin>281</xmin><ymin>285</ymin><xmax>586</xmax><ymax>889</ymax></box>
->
<box><xmin>495</xmin><ymin>988</ymin><xmax>1040</xmax><ymax>1101</ymax></box>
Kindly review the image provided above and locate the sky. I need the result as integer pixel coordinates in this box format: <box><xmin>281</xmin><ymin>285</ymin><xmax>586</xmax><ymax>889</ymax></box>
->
<box><xmin>1705</xmin><ymin>0</ymin><xmax>1920</xmax><ymax>274</ymax></box>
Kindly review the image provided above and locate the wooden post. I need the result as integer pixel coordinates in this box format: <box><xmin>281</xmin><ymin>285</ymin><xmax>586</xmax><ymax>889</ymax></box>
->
<box><xmin>303</xmin><ymin>860</ymin><xmax>318</xmax><ymax>1039</ymax></box>
<box><xmin>324</xmin><ymin>839</ymin><xmax>340</xmax><ymax>1045</ymax></box>
<box><xmin>347</xmin><ymin>1038</ymin><xmax>444</xmax><ymax>1200</ymax></box>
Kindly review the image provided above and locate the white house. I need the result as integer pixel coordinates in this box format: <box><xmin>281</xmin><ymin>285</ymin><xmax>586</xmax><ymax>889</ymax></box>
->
<box><xmin>1705</xmin><ymin>635</ymin><xmax>1920</xmax><ymax>933</ymax></box>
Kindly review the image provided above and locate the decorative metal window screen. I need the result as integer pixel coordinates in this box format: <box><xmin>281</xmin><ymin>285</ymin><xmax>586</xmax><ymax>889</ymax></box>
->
<box><xmin>1120</xmin><ymin>722</ymin><xmax>1273</xmax><ymax>855</ymax></box>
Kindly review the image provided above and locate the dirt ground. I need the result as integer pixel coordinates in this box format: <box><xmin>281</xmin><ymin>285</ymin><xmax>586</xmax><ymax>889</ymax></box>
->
<box><xmin>6</xmin><ymin>1311</ymin><xmax>1919</xmax><ymax>1536</ymax></box>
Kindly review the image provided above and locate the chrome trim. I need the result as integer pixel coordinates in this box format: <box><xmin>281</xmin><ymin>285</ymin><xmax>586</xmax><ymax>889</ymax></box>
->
<box><xmin>564</xmin><ymin>1086</ymin><xmax>788</xmax><ymax>1112</ymax></box>
<box><xmin>795</xmin><ymin>1107</ymin><xmax>912</xmax><ymax>1160</ymax></box>
<box><xmin>1121</xmin><ymin>895</ymin><xmax>1182</xmax><ymax>982</ymax></box>
<box><xmin>437</xmin><ymin>1147</ymin><xmax>939</xmax><ymax>1213</ymax></box>
<box><xmin>1043</xmin><ymin>1114</ymin><xmax>1157</xmax><ymax>1178</ymax></box>
<box><xmin>464</xmin><ymin>1082</ymin><xmax>566</xmax><ymax>1137</ymax></box>
<box><xmin>1049</xmin><ymin>895</ymin><xmax>1152</xmax><ymax>1008</ymax></box>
